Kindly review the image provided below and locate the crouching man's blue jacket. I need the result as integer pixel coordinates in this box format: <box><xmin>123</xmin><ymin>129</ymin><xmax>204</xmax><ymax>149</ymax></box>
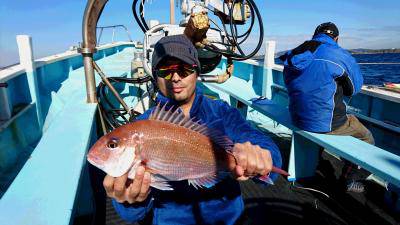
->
<box><xmin>282</xmin><ymin>34</ymin><xmax>363</xmax><ymax>133</ymax></box>
<box><xmin>112</xmin><ymin>87</ymin><xmax>282</xmax><ymax>225</ymax></box>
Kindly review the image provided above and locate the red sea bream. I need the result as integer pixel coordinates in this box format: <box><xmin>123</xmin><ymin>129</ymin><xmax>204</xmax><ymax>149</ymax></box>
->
<box><xmin>87</xmin><ymin>104</ymin><xmax>287</xmax><ymax>190</ymax></box>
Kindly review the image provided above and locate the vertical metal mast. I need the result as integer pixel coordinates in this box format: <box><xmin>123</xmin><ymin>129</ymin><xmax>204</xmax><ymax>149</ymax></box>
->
<box><xmin>170</xmin><ymin>0</ymin><xmax>175</xmax><ymax>24</ymax></box>
<box><xmin>80</xmin><ymin>0</ymin><xmax>108</xmax><ymax>103</ymax></box>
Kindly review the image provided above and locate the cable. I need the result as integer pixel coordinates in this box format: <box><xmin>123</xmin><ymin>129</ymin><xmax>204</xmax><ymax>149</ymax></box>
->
<box><xmin>237</xmin><ymin>4</ymin><xmax>255</xmax><ymax>44</ymax></box>
<box><xmin>132</xmin><ymin>0</ymin><xmax>146</xmax><ymax>32</ymax></box>
<box><xmin>291</xmin><ymin>181</ymin><xmax>330</xmax><ymax>198</ymax></box>
<box><xmin>233</xmin><ymin>0</ymin><xmax>264</xmax><ymax>60</ymax></box>
<box><xmin>132</xmin><ymin>0</ymin><xmax>150</xmax><ymax>33</ymax></box>
<box><xmin>204</xmin><ymin>0</ymin><xmax>264</xmax><ymax>61</ymax></box>
<box><xmin>236</xmin><ymin>2</ymin><xmax>255</xmax><ymax>39</ymax></box>
<box><xmin>139</xmin><ymin>0</ymin><xmax>149</xmax><ymax>31</ymax></box>
<box><xmin>97</xmin><ymin>75</ymin><xmax>156</xmax><ymax>129</ymax></box>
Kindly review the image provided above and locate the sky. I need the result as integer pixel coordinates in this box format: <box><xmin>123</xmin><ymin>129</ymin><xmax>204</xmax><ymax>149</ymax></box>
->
<box><xmin>1</xmin><ymin>0</ymin><xmax>399</xmax><ymax>67</ymax></box>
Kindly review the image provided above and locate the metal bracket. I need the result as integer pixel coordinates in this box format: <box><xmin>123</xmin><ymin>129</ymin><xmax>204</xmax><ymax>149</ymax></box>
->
<box><xmin>77</xmin><ymin>47</ymin><xmax>97</xmax><ymax>54</ymax></box>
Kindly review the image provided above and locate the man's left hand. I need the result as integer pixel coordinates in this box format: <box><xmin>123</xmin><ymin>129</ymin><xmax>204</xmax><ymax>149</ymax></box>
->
<box><xmin>228</xmin><ymin>141</ymin><xmax>273</xmax><ymax>181</ymax></box>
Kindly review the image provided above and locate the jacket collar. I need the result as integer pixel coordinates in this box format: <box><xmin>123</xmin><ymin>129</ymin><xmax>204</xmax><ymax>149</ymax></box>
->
<box><xmin>312</xmin><ymin>34</ymin><xmax>338</xmax><ymax>46</ymax></box>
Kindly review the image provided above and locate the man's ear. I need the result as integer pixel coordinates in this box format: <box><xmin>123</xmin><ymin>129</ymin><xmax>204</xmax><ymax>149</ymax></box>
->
<box><xmin>334</xmin><ymin>37</ymin><xmax>339</xmax><ymax>42</ymax></box>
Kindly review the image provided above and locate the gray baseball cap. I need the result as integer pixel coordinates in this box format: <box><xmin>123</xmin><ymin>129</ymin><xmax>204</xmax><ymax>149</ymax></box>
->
<box><xmin>151</xmin><ymin>35</ymin><xmax>201</xmax><ymax>75</ymax></box>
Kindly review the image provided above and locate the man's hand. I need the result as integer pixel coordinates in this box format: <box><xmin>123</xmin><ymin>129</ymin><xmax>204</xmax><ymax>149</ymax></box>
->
<box><xmin>228</xmin><ymin>142</ymin><xmax>273</xmax><ymax>181</ymax></box>
<box><xmin>103</xmin><ymin>166</ymin><xmax>151</xmax><ymax>204</ymax></box>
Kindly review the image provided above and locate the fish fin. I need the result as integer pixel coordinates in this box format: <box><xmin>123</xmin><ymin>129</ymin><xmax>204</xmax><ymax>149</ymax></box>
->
<box><xmin>150</xmin><ymin>103</ymin><xmax>234</xmax><ymax>151</ymax></box>
<box><xmin>256</xmin><ymin>174</ymin><xmax>274</xmax><ymax>185</ymax></box>
<box><xmin>150</xmin><ymin>181</ymin><xmax>174</xmax><ymax>191</ymax></box>
<box><xmin>149</xmin><ymin>103</ymin><xmax>159</xmax><ymax>120</ymax></box>
<box><xmin>189</xmin><ymin>123</ymin><xmax>235</xmax><ymax>152</ymax></box>
<box><xmin>188</xmin><ymin>174</ymin><xmax>221</xmax><ymax>189</ymax></box>
<box><xmin>129</xmin><ymin>166</ymin><xmax>174</xmax><ymax>190</ymax></box>
<box><xmin>199</xmin><ymin>127</ymin><xmax>234</xmax><ymax>152</ymax></box>
<box><xmin>150</xmin><ymin>174</ymin><xmax>174</xmax><ymax>191</ymax></box>
<box><xmin>149</xmin><ymin>104</ymin><xmax>208</xmax><ymax>132</ymax></box>
<box><xmin>156</xmin><ymin>103</ymin><xmax>168</xmax><ymax>120</ymax></box>
<box><xmin>150</xmin><ymin>103</ymin><xmax>170</xmax><ymax>121</ymax></box>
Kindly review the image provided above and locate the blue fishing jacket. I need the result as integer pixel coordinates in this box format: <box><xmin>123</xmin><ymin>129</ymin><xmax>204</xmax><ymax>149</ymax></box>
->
<box><xmin>282</xmin><ymin>34</ymin><xmax>363</xmax><ymax>133</ymax></box>
<box><xmin>112</xmin><ymin>87</ymin><xmax>282</xmax><ymax>224</ymax></box>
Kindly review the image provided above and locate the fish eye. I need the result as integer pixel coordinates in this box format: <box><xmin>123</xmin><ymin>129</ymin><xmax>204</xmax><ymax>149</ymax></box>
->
<box><xmin>107</xmin><ymin>138</ymin><xmax>119</xmax><ymax>149</ymax></box>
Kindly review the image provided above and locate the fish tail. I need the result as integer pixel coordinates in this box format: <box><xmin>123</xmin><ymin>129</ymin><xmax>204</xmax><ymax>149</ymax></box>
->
<box><xmin>257</xmin><ymin>174</ymin><xmax>274</xmax><ymax>185</ymax></box>
<box><xmin>256</xmin><ymin>167</ymin><xmax>290</xmax><ymax>185</ymax></box>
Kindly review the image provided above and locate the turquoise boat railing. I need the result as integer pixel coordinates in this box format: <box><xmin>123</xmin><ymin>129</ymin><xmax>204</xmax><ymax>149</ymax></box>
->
<box><xmin>0</xmin><ymin>40</ymin><xmax>137</xmax><ymax>225</ymax></box>
<box><xmin>0</xmin><ymin>38</ymin><xmax>399</xmax><ymax>224</ymax></box>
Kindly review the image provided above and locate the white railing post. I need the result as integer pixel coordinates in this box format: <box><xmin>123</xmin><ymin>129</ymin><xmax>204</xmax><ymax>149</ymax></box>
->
<box><xmin>263</xmin><ymin>41</ymin><xmax>276</xmax><ymax>99</ymax></box>
<box><xmin>264</xmin><ymin>41</ymin><xmax>276</xmax><ymax>68</ymax></box>
<box><xmin>112</xmin><ymin>27</ymin><xmax>115</xmax><ymax>43</ymax></box>
<box><xmin>16</xmin><ymin>35</ymin><xmax>43</xmax><ymax>129</ymax></box>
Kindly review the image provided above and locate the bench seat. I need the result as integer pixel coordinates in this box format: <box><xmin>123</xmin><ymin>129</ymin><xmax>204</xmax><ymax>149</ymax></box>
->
<box><xmin>205</xmin><ymin>77</ymin><xmax>400</xmax><ymax>187</ymax></box>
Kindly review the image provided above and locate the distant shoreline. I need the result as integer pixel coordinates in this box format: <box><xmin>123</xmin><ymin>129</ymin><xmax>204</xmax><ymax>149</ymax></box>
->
<box><xmin>252</xmin><ymin>48</ymin><xmax>400</xmax><ymax>60</ymax></box>
<box><xmin>349</xmin><ymin>49</ymin><xmax>400</xmax><ymax>54</ymax></box>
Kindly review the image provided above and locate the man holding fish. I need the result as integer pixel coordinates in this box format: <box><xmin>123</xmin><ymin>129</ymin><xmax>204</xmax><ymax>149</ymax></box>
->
<box><xmin>88</xmin><ymin>35</ymin><xmax>284</xmax><ymax>224</ymax></box>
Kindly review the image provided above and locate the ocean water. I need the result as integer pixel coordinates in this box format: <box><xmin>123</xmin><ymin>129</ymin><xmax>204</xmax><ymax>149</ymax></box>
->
<box><xmin>353</xmin><ymin>53</ymin><xmax>400</xmax><ymax>85</ymax></box>
<box><xmin>273</xmin><ymin>53</ymin><xmax>400</xmax><ymax>85</ymax></box>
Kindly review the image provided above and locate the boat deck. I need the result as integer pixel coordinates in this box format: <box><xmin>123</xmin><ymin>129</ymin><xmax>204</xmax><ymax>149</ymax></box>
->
<box><xmin>98</xmin><ymin>134</ymin><xmax>399</xmax><ymax>225</ymax></box>
<box><xmin>80</xmin><ymin>47</ymin><xmax>399</xmax><ymax>224</ymax></box>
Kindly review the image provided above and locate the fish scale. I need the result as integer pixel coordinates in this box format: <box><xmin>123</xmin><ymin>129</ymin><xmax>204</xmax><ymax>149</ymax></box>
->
<box><xmin>141</xmin><ymin>128</ymin><xmax>221</xmax><ymax>179</ymax></box>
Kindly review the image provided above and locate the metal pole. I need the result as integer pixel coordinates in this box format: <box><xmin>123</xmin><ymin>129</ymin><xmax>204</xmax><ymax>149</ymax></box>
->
<box><xmin>97</xmin><ymin>28</ymin><xmax>103</xmax><ymax>45</ymax></box>
<box><xmin>92</xmin><ymin>61</ymin><xmax>131</xmax><ymax>113</ymax></box>
<box><xmin>170</xmin><ymin>0</ymin><xmax>175</xmax><ymax>24</ymax></box>
<box><xmin>112</xmin><ymin>27</ymin><xmax>115</xmax><ymax>43</ymax></box>
<box><xmin>123</xmin><ymin>26</ymin><xmax>133</xmax><ymax>42</ymax></box>
<box><xmin>81</xmin><ymin>0</ymin><xmax>108</xmax><ymax>104</ymax></box>
<box><xmin>83</xmin><ymin>54</ymin><xmax>98</xmax><ymax>103</ymax></box>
